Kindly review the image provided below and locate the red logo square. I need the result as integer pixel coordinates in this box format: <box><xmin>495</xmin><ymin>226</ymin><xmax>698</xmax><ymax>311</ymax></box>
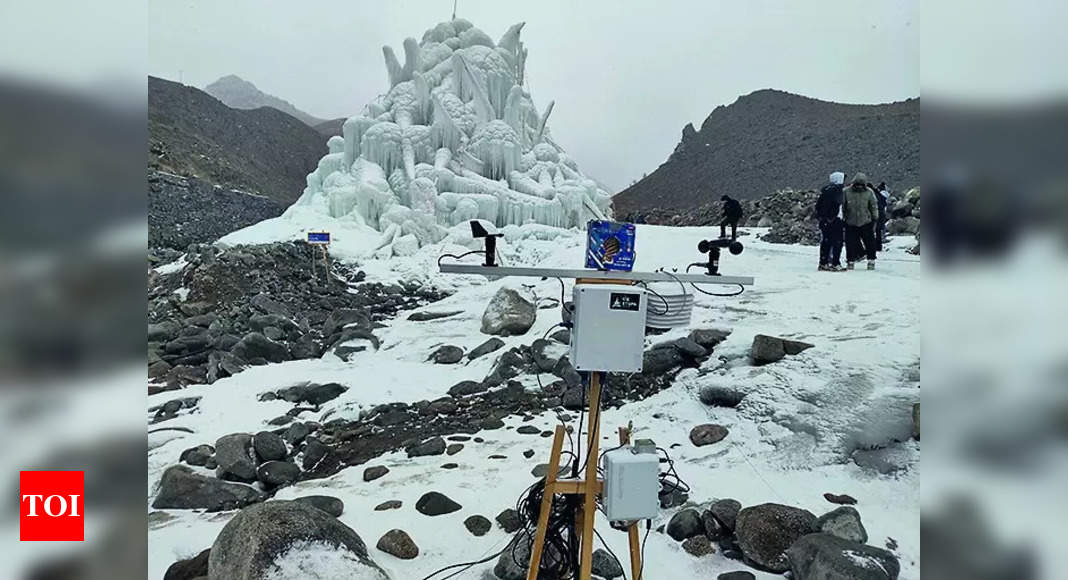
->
<box><xmin>20</xmin><ymin>471</ymin><xmax>84</xmax><ymax>541</ymax></box>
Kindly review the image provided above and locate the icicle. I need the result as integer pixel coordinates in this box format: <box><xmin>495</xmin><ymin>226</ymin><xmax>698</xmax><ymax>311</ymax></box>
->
<box><xmin>434</xmin><ymin>147</ymin><xmax>452</xmax><ymax>169</ymax></box>
<box><xmin>535</xmin><ymin>100</ymin><xmax>554</xmax><ymax>144</ymax></box>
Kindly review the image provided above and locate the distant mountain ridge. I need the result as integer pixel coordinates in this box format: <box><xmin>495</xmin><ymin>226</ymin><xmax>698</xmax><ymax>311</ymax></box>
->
<box><xmin>204</xmin><ymin>74</ymin><xmax>344</xmax><ymax>134</ymax></box>
<box><xmin>614</xmin><ymin>89</ymin><xmax>919</xmax><ymax>216</ymax></box>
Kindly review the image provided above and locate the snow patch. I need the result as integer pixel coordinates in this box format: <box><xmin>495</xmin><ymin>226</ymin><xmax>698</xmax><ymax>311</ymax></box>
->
<box><xmin>263</xmin><ymin>541</ymin><xmax>387</xmax><ymax>580</ymax></box>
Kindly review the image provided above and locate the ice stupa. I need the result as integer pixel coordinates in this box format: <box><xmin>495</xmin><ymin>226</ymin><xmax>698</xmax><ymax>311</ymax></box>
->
<box><xmin>289</xmin><ymin>19</ymin><xmax>613</xmax><ymax>255</ymax></box>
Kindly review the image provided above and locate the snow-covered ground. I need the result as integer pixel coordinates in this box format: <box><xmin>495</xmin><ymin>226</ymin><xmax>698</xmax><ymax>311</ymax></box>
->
<box><xmin>149</xmin><ymin>225</ymin><xmax>920</xmax><ymax>579</ymax></box>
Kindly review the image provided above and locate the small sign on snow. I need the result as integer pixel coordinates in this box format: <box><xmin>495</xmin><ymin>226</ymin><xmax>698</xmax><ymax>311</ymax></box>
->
<box><xmin>307</xmin><ymin>231</ymin><xmax>330</xmax><ymax>245</ymax></box>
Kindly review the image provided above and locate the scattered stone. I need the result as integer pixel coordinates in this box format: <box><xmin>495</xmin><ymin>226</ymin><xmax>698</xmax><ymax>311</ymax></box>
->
<box><xmin>481</xmin><ymin>417</ymin><xmax>505</xmax><ymax>430</ymax></box>
<box><xmin>408</xmin><ymin>310</ymin><xmax>463</xmax><ymax>321</ymax></box>
<box><xmin>376</xmin><ymin>529</ymin><xmax>419</xmax><ymax>560</ymax></box>
<box><xmin>294</xmin><ymin>495</ymin><xmax>344</xmax><ymax>517</ymax></box>
<box><xmin>214</xmin><ymin>433</ymin><xmax>256</xmax><ymax>482</ymax></box>
<box><xmin>252</xmin><ymin>431</ymin><xmax>287</xmax><ymax>462</ymax></box>
<box><xmin>207</xmin><ymin>500</ymin><xmax>386</xmax><ymax>579</ymax></box>
<box><xmin>549</xmin><ymin>329</ymin><xmax>570</xmax><ymax>344</ymax></box>
<box><xmin>689</xmin><ymin>328</ymin><xmax>731</xmax><ymax>349</ymax></box>
<box><xmin>751</xmin><ymin>334</ymin><xmax>814</xmax><ymax>365</ymax></box>
<box><xmin>164</xmin><ymin>548</ymin><xmax>210</xmax><ymax>580</ymax></box>
<box><xmin>468</xmin><ymin>337</ymin><xmax>505</xmax><ymax>360</ymax></box>
<box><xmin>817</xmin><ymin>506</ymin><xmax>868</xmax><ymax>543</ymax></box>
<box><xmin>699</xmin><ymin>386</ymin><xmax>746</xmax><ymax>408</ymax></box>
<box><xmin>449</xmin><ymin>380</ymin><xmax>488</xmax><ymax>397</ymax></box>
<box><xmin>408</xmin><ymin>437</ymin><xmax>447</xmax><ymax>458</ymax></box>
<box><xmin>672</xmin><ymin>337</ymin><xmax>708</xmax><ymax>358</ymax></box>
<box><xmin>375</xmin><ymin>500</ymin><xmax>402</xmax><ymax>511</ymax></box>
<box><xmin>734</xmin><ymin>503</ymin><xmax>817</xmax><ymax>572</ymax></box>
<box><xmin>710</xmin><ymin>499</ymin><xmax>743</xmax><ymax>531</ymax></box>
<box><xmin>152</xmin><ymin>465</ymin><xmax>264</xmax><ymax>511</ymax></box>
<box><xmin>415</xmin><ymin>491</ymin><xmax>462</xmax><ymax>516</ymax></box>
<box><xmin>516</xmin><ymin>425</ymin><xmax>540</xmax><ymax>435</ymax></box>
<box><xmin>718</xmin><ymin>572</ymin><xmax>756</xmax><ymax>580</ymax></box>
<box><xmin>301</xmin><ymin>439</ymin><xmax>330</xmax><ymax>470</ymax></box>
<box><xmin>255</xmin><ymin>461</ymin><xmax>300</xmax><ymax>487</ymax></box>
<box><xmin>643</xmin><ymin>347</ymin><xmax>684</xmax><ymax>375</ymax></box>
<box><xmin>179</xmin><ymin>444</ymin><xmax>214</xmax><ymax>467</ymax></box>
<box><xmin>446</xmin><ymin>443</ymin><xmax>464</xmax><ymax>456</ymax></box>
<box><xmin>441</xmin><ymin>462</ymin><xmax>458</xmax><ymax>469</ymax></box>
<box><xmin>689</xmin><ymin>424</ymin><xmax>729</xmax><ymax>447</ymax></box>
<box><xmin>481</xmin><ymin>287</ymin><xmax>536</xmax><ymax>336</ymax></box>
<box><xmin>666</xmin><ymin>508</ymin><xmax>705</xmax><ymax>541</ymax></box>
<box><xmin>682</xmin><ymin>535</ymin><xmax>716</xmax><ymax>557</ymax></box>
<box><xmin>592</xmin><ymin>548</ymin><xmax>624</xmax><ymax>579</ymax></box>
<box><xmin>464</xmin><ymin>515</ymin><xmax>492</xmax><ymax>537</ymax></box>
<box><xmin>660</xmin><ymin>488</ymin><xmax>689</xmax><ymax>509</ymax></box>
<box><xmin>230</xmin><ymin>332</ymin><xmax>290</xmax><ymax>364</ymax></box>
<box><xmin>283</xmin><ymin>422</ymin><xmax>312</xmax><ymax>445</ymax></box>
<box><xmin>496</xmin><ymin>508</ymin><xmax>522</xmax><ymax>533</ymax></box>
<box><xmin>824</xmin><ymin>493</ymin><xmax>858</xmax><ymax>505</ymax></box>
<box><xmin>429</xmin><ymin>345</ymin><xmax>464</xmax><ymax>364</ymax></box>
<box><xmin>523</xmin><ymin>449</ymin><xmax>535</xmax><ymax>459</ymax></box>
<box><xmin>364</xmin><ymin>466</ymin><xmax>390</xmax><ymax>482</ymax></box>
<box><xmin>492</xmin><ymin>532</ymin><xmax>560</xmax><ymax>580</ymax></box>
<box><xmin>787</xmin><ymin>533</ymin><xmax>900</xmax><ymax>580</ymax></box>
<box><xmin>701</xmin><ymin>509</ymin><xmax>728</xmax><ymax>540</ymax></box>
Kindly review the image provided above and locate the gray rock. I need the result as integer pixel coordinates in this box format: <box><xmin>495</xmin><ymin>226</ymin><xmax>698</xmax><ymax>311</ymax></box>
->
<box><xmin>464</xmin><ymin>515</ymin><xmax>492</xmax><ymax>537</ymax></box>
<box><xmin>446</xmin><ymin>443</ymin><xmax>464</xmax><ymax>456</ymax></box>
<box><xmin>549</xmin><ymin>329</ymin><xmax>571</xmax><ymax>344</ymax></box>
<box><xmin>363</xmin><ymin>466</ymin><xmax>389</xmax><ymax>482</ymax></box>
<box><xmin>374</xmin><ymin>500</ymin><xmax>402</xmax><ymax>511</ymax></box>
<box><xmin>887</xmin><ymin>216</ymin><xmax>920</xmax><ymax>236</ymax></box>
<box><xmin>408</xmin><ymin>310</ymin><xmax>463</xmax><ymax>322</ymax></box>
<box><xmin>492</xmin><ymin>533</ymin><xmax>561</xmax><ymax>580</ymax></box>
<box><xmin>701</xmin><ymin>509</ymin><xmax>728</xmax><ymax>540</ymax></box>
<box><xmin>531</xmin><ymin>338</ymin><xmax>562</xmax><ymax>372</ymax></box>
<box><xmin>718</xmin><ymin>572</ymin><xmax>756</xmax><ymax>580</ymax></box>
<box><xmin>823</xmin><ymin>493</ymin><xmax>858</xmax><ymax>505</ymax></box>
<box><xmin>214</xmin><ymin>433</ymin><xmax>257</xmax><ymax>482</ymax></box>
<box><xmin>890</xmin><ymin>200</ymin><xmax>914</xmax><ymax>218</ymax></box>
<box><xmin>642</xmin><ymin>347</ymin><xmax>684</xmax><ymax>375</ymax></box>
<box><xmin>255</xmin><ymin>461</ymin><xmax>300</xmax><ymax>487</ymax></box>
<box><xmin>689</xmin><ymin>424</ymin><xmax>729</xmax><ymax>447</ymax></box>
<box><xmin>709</xmin><ymin>498</ymin><xmax>743</xmax><ymax>531</ymax></box>
<box><xmin>667</xmin><ymin>508</ymin><xmax>705</xmax><ymax>541</ymax></box>
<box><xmin>912</xmin><ymin>403</ymin><xmax>920</xmax><ymax>440</ymax></box>
<box><xmin>164</xmin><ymin>548</ymin><xmax>210</xmax><ymax>580</ymax></box>
<box><xmin>689</xmin><ymin>328</ymin><xmax>731</xmax><ymax>349</ymax></box>
<box><xmin>516</xmin><ymin>425</ymin><xmax>540</xmax><ymax>435</ymax></box>
<box><xmin>817</xmin><ymin>506</ymin><xmax>868</xmax><ymax>543</ymax></box>
<box><xmin>448</xmin><ymin>380</ymin><xmax>488</xmax><ymax>397</ymax></box>
<box><xmin>468</xmin><ymin>337</ymin><xmax>505</xmax><ymax>360</ymax></box>
<box><xmin>787</xmin><ymin>533</ymin><xmax>900</xmax><ymax>580</ymax></box>
<box><xmin>180</xmin><ymin>444</ymin><xmax>215</xmax><ymax>467</ymax></box>
<box><xmin>293</xmin><ymin>495</ymin><xmax>344</xmax><ymax>517</ymax></box>
<box><xmin>148</xmin><ymin>320</ymin><xmax>182</xmax><ymax>342</ymax></box>
<box><xmin>230</xmin><ymin>332</ymin><xmax>290</xmax><ymax>364</ymax></box>
<box><xmin>252</xmin><ymin>432</ymin><xmax>287</xmax><ymax>462</ymax></box>
<box><xmin>301</xmin><ymin>439</ymin><xmax>330</xmax><ymax>470</ymax></box>
<box><xmin>750</xmin><ymin>334</ymin><xmax>786</xmax><ymax>364</ymax></box>
<box><xmin>283</xmin><ymin>422</ymin><xmax>312</xmax><ymax>445</ymax></box>
<box><xmin>376</xmin><ymin>529</ymin><xmax>419</xmax><ymax>560</ymax></box>
<box><xmin>592</xmin><ymin>548</ymin><xmax>624</xmax><ymax>578</ymax></box>
<box><xmin>672</xmin><ymin>337</ymin><xmax>708</xmax><ymax>358</ymax></box>
<box><xmin>734</xmin><ymin>503</ymin><xmax>817</xmax><ymax>572</ymax></box>
<box><xmin>207</xmin><ymin>500</ymin><xmax>386</xmax><ymax>579</ymax></box>
<box><xmin>152</xmin><ymin>465</ymin><xmax>264</xmax><ymax>511</ymax></box>
<box><xmin>682</xmin><ymin>535</ymin><xmax>716</xmax><ymax>557</ymax></box>
<box><xmin>699</xmin><ymin>386</ymin><xmax>746</xmax><ymax>408</ymax></box>
<box><xmin>496</xmin><ymin>508</ymin><xmax>521</xmax><ymax>533</ymax></box>
<box><xmin>429</xmin><ymin>345</ymin><xmax>464</xmax><ymax>364</ymax></box>
<box><xmin>481</xmin><ymin>287</ymin><xmax>536</xmax><ymax>336</ymax></box>
<box><xmin>660</xmin><ymin>488</ymin><xmax>689</xmax><ymax>509</ymax></box>
<box><xmin>322</xmin><ymin>308</ymin><xmax>369</xmax><ymax>337</ymax></box>
<box><xmin>415</xmin><ymin>491</ymin><xmax>461</xmax><ymax>516</ymax></box>
<box><xmin>408</xmin><ymin>437</ymin><xmax>447</xmax><ymax>458</ymax></box>
<box><xmin>783</xmin><ymin>338</ymin><xmax>815</xmax><ymax>355</ymax></box>
<box><xmin>852</xmin><ymin>445</ymin><xmax>913</xmax><ymax>474</ymax></box>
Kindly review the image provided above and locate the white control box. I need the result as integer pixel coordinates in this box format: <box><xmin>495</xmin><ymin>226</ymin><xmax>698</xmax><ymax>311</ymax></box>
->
<box><xmin>570</xmin><ymin>284</ymin><xmax>647</xmax><ymax>373</ymax></box>
<box><xmin>602</xmin><ymin>447</ymin><xmax>660</xmax><ymax>521</ymax></box>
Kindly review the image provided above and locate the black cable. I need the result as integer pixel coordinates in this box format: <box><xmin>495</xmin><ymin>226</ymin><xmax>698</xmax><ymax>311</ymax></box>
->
<box><xmin>636</xmin><ymin>520</ymin><xmax>652</xmax><ymax>580</ymax></box>
<box><xmin>436</xmin><ymin>249</ymin><xmax>485</xmax><ymax>266</ymax></box>
<box><xmin>536</xmin><ymin>322</ymin><xmax>574</xmax><ymax>457</ymax></box>
<box><xmin>594</xmin><ymin>527</ymin><xmax>628</xmax><ymax>580</ymax></box>
<box><xmin>638</xmin><ymin>282</ymin><xmax>669</xmax><ymax>315</ymax></box>
<box><xmin>684</xmin><ymin>263</ymin><xmax>746</xmax><ymax>296</ymax></box>
<box><xmin>422</xmin><ymin>547</ymin><xmax>509</xmax><ymax>580</ymax></box>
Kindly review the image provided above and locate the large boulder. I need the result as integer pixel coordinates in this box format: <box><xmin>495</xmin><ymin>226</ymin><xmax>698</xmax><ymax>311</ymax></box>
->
<box><xmin>231</xmin><ymin>332</ymin><xmax>290</xmax><ymax>364</ymax></box>
<box><xmin>787</xmin><ymin>533</ymin><xmax>900</xmax><ymax>580</ymax></box>
<box><xmin>252</xmin><ymin>432</ymin><xmax>287</xmax><ymax>462</ymax></box>
<box><xmin>214</xmin><ymin>433</ymin><xmax>257</xmax><ymax>482</ymax></box>
<box><xmin>376</xmin><ymin>529</ymin><xmax>419</xmax><ymax>560</ymax></box>
<box><xmin>481</xmin><ymin>287</ymin><xmax>536</xmax><ymax>336</ymax></box>
<box><xmin>152</xmin><ymin>465</ymin><xmax>264</xmax><ymax>511</ymax></box>
<box><xmin>666</xmin><ymin>508</ymin><xmax>705</xmax><ymax>541</ymax></box>
<box><xmin>750</xmin><ymin>334</ymin><xmax>814</xmax><ymax>365</ymax></box>
<box><xmin>255</xmin><ymin>461</ymin><xmax>301</xmax><ymax>487</ymax></box>
<box><xmin>415</xmin><ymin>491</ymin><xmax>461</xmax><ymax>516</ymax></box>
<box><xmin>164</xmin><ymin>549</ymin><xmax>210</xmax><ymax>580</ymax></box>
<box><xmin>734</xmin><ymin>503</ymin><xmax>817</xmax><ymax>572</ymax></box>
<box><xmin>689</xmin><ymin>424</ymin><xmax>729</xmax><ymax>447</ymax></box>
<box><xmin>207</xmin><ymin>501</ymin><xmax>386</xmax><ymax>579</ymax></box>
<box><xmin>468</xmin><ymin>337</ymin><xmax>505</xmax><ymax>360</ymax></box>
<box><xmin>816</xmin><ymin>506</ymin><xmax>868</xmax><ymax>543</ymax></box>
<box><xmin>293</xmin><ymin>495</ymin><xmax>344</xmax><ymax>518</ymax></box>
<box><xmin>592</xmin><ymin>548</ymin><xmax>624</xmax><ymax>579</ymax></box>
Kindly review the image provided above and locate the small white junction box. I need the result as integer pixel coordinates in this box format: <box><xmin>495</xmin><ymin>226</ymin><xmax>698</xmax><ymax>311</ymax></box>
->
<box><xmin>570</xmin><ymin>284</ymin><xmax>647</xmax><ymax>373</ymax></box>
<box><xmin>602</xmin><ymin>447</ymin><xmax>660</xmax><ymax>521</ymax></box>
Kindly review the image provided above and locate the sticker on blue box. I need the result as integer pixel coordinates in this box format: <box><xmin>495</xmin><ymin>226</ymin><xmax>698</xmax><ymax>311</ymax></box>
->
<box><xmin>585</xmin><ymin>220</ymin><xmax>636</xmax><ymax>271</ymax></box>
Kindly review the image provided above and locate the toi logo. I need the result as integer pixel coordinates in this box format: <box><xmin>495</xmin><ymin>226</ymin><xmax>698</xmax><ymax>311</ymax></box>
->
<box><xmin>20</xmin><ymin>471</ymin><xmax>84</xmax><ymax>541</ymax></box>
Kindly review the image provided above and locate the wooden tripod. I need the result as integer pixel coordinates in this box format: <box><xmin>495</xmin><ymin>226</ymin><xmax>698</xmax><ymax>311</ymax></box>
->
<box><xmin>526</xmin><ymin>372</ymin><xmax>643</xmax><ymax>580</ymax></box>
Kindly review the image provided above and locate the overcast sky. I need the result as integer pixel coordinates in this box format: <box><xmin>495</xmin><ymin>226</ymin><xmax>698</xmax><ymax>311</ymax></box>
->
<box><xmin>149</xmin><ymin>0</ymin><xmax>918</xmax><ymax>191</ymax></box>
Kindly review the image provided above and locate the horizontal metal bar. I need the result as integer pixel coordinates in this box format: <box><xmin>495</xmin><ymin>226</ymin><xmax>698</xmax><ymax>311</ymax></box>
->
<box><xmin>438</xmin><ymin>263</ymin><xmax>755</xmax><ymax>286</ymax></box>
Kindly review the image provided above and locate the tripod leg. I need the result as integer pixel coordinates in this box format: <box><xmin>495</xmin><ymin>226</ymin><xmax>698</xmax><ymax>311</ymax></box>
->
<box><xmin>579</xmin><ymin>372</ymin><xmax>603</xmax><ymax>580</ymax></box>
<box><xmin>527</xmin><ymin>426</ymin><xmax>566</xmax><ymax>580</ymax></box>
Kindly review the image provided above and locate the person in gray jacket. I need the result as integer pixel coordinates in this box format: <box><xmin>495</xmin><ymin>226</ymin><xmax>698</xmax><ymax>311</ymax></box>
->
<box><xmin>842</xmin><ymin>172</ymin><xmax>879</xmax><ymax>269</ymax></box>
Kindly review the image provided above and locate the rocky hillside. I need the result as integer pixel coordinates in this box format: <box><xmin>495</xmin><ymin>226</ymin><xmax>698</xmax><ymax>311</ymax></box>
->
<box><xmin>614</xmin><ymin>89</ymin><xmax>919</xmax><ymax>215</ymax></box>
<box><xmin>149</xmin><ymin>76</ymin><xmax>326</xmax><ymax>206</ymax></box>
<box><xmin>204</xmin><ymin>74</ymin><xmax>329</xmax><ymax>128</ymax></box>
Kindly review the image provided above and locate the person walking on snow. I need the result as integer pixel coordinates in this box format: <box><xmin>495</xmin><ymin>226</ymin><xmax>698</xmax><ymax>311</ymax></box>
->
<box><xmin>720</xmin><ymin>195</ymin><xmax>743</xmax><ymax>240</ymax></box>
<box><xmin>874</xmin><ymin>181</ymin><xmax>890</xmax><ymax>251</ymax></box>
<box><xmin>815</xmin><ymin>171</ymin><xmax>847</xmax><ymax>271</ymax></box>
<box><xmin>843</xmin><ymin>172</ymin><xmax>879</xmax><ymax>269</ymax></box>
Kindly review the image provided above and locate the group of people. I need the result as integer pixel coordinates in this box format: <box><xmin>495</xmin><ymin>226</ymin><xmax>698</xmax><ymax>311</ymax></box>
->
<box><xmin>815</xmin><ymin>171</ymin><xmax>890</xmax><ymax>271</ymax></box>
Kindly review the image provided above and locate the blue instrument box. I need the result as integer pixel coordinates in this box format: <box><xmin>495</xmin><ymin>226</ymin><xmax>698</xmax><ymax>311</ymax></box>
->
<box><xmin>585</xmin><ymin>220</ymin><xmax>636</xmax><ymax>271</ymax></box>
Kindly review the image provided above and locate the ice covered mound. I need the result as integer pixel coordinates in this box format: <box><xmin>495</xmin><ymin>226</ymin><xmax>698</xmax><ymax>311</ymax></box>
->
<box><xmin>227</xmin><ymin>19</ymin><xmax>612</xmax><ymax>257</ymax></box>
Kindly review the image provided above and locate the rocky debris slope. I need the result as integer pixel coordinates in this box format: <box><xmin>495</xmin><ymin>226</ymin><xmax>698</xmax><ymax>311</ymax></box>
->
<box><xmin>148</xmin><ymin>170</ymin><xmax>285</xmax><ymax>250</ymax></box>
<box><xmin>149</xmin><ymin>75</ymin><xmax>326</xmax><ymax>206</ymax></box>
<box><xmin>147</xmin><ymin>242</ymin><xmax>449</xmax><ymax>394</ymax></box>
<box><xmin>614</xmin><ymin>89</ymin><xmax>919</xmax><ymax>215</ymax></box>
<box><xmin>204</xmin><ymin>74</ymin><xmax>330</xmax><ymax>128</ymax></box>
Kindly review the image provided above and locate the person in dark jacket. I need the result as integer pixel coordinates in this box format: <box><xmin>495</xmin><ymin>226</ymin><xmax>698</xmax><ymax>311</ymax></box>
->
<box><xmin>815</xmin><ymin>171</ymin><xmax>846</xmax><ymax>271</ymax></box>
<box><xmin>874</xmin><ymin>181</ymin><xmax>889</xmax><ymax>251</ymax></box>
<box><xmin>720</xmin><ymin>195</ymin><xmax>743</xmax><ymax>240</ymax></box>
<box><xmin>842</xmin><ymin>172</ymin><xmax>879</xmax><ymax>269</ymax></box>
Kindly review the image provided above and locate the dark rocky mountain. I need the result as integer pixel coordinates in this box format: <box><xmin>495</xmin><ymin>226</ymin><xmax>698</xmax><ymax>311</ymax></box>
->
<box><xmin>313</xmin><ymin>117</ymin><xmax>346</xmax><ymax>137</ymax></box>
<box><xmin>149</xmin><ymin>75</ymin><xmax>326</xmax><ymax>206</ymax></box>
<box><xmin>614</xmin><ymin>89</ymin><xmax>919</xmax><ymax>216</ymax></box>
<box><xmin>204</xmin><ymin>74</ymin><xmax>328</xmax><ymax>128</ymax></box>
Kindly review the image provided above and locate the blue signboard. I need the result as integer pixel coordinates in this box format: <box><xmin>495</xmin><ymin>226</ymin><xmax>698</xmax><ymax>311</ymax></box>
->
<box><xmin>307</xmin><ymin>232</ymin><xmax>331</xmax><ymax>244</ymax></box>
